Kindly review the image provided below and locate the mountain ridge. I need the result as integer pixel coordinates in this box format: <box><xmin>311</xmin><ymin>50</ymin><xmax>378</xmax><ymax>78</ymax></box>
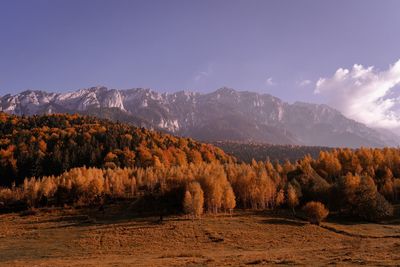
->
<box><xmin>1</xmin><ymin>86</ymin><xmax>399</xmax><ymax>148</ymax></box>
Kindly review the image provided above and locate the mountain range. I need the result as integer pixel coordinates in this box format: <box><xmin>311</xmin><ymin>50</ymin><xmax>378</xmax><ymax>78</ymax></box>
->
<box><xmin>1</xmin><ymin>86</ymin><xmax>399</xmax><ymax>148</ymax></box>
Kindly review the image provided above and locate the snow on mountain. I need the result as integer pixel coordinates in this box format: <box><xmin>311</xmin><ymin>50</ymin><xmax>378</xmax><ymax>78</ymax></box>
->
<box><xmin>1</xmin><ymin>86</ymin><xmax>399</xmax><ymax>147</ymax></box>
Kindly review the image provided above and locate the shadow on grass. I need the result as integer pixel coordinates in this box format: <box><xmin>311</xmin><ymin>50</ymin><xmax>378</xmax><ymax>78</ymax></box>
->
<box><xmin>24</xmin><ymin>202</ymin><xmax>176</xmax><ymax>230</ymax></box>
<box><xmin>261</xmin><ymin>218</ymin><xmax>306</xmax><ymax>226</ymax></box>
<box><xmin>24</xmin><ymin>204</ymin><xmax>400</xmax><ymax>234</ymax></box>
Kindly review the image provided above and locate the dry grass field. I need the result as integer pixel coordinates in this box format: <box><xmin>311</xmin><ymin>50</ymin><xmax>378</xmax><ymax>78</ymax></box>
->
<box><xmin>0</xmin><ymin>204</ymin><xmax>399</xmax><ymax>266</ymax></box>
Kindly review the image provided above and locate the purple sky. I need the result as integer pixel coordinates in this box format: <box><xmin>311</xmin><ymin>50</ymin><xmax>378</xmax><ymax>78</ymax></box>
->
<box><xmin>1</xmin><ymin>0</ymin><xmax>400</xmax><ymax>104</ymax></box>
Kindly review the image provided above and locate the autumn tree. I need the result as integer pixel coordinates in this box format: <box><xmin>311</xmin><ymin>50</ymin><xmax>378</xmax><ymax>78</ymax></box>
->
<box><xmin>287</xmin><ymin>184</ymin><xmax>299</xmax><ymax>215</ymax></box>
<box><xmin>183</xmin><ymin>190</ymin><xmax>193</xmax><ymax>215</ymax></box>
<box><xmin>338</xmin><ymin>174</ymin><xmax>394</xmax><ymax>221</ymax></box>
<box><xmin>302</xmin><ymin>201</ymin><xmax>329</xmax><ymax>225</ymax></box>
<box><xmin>275</xmin><ymin>189</ymin><xmax>285</xmax><ymax>210</ymax></box>
<box><xmin>184</xmin><ymin>181</ymin><xmax>204</xmax><ymax>218</ymax></box>
<box><xmin>222</xmin><ymin>185</ymin><xmax>236</xmax><ymax>214</ymax></box>
<box><xmin>315</xmin><ymin>151</ymin><xmax>341</xmax><ymax>182</ymax></box>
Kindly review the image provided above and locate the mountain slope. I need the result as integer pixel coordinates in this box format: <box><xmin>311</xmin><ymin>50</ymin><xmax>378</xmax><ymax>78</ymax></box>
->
<box><xmin>0</xmin><ymin>112</ymin><xmax>232</xmax><ymax>186</ymax></box>
<box><xmin>1</xmin><ymin>86</ymin><xmax>398</xmax><ymax>147</ymax></box>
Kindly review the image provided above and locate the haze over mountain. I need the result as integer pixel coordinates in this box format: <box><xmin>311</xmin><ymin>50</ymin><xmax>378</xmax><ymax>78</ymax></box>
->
<box><xmin>1</xmin><ymin>86</ymin><xmax>399</xmax><ymax>148</ymax></box>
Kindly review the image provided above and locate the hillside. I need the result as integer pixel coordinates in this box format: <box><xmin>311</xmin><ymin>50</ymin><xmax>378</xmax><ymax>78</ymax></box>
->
<box><xmin>1</xmin><ymin>87</ymin><xmax>399</xmax><ymax>147</ymax></box>
<box><xmin>0</xmin><ymin>112</ymin><xmax>232</xmax><ymax>186</ymax></box>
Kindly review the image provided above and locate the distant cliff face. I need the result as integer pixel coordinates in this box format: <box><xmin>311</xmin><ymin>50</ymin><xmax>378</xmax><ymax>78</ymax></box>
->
<box><xmin>1</xmin><ymin>86</ymin><xmax>398</xmax><ymax>147</ymax></box>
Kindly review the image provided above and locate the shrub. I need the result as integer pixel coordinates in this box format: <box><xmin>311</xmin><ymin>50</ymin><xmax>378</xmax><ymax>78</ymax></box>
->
<box><xmin>302</xmin><ymin>201</ymin><xmax>329</xmax><ymax>225</ymax></box>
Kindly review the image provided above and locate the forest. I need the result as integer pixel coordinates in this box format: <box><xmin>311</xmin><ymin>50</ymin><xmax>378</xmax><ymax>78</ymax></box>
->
<box><xmin>0</xmin><ymin>112</ymin><xmax>232</xmax><ymax>186</ymax></box>
<box><xmin>213</xmin><ymin>141</ymin><xmax>334</xmax><ymax>163</ymax></box>
<box><xmin>0</xmin><ymin>113</ymin><xmax>399</xmax><ymax>222</ymax></box>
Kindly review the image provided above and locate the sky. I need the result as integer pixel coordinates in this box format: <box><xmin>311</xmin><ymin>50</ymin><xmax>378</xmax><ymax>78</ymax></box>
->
<box><xmin>1</xmin><ymin>0</ymin><xmax>400</xmax><ymax>129</ymax></box>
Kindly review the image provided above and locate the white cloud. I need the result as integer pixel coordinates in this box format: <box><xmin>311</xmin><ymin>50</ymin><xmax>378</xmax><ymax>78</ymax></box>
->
<box><xmin>194</xmin><ymin>64</ymin><xmax>213</xmax><ymax>82</ymax></box>
<box><xmin>298</xmin><ymin>79</ymin><xmax>312</xmax><ymax>86</ymax></box>
<box><xmin>265</xmin><ymin>77</ymin><xmax>276</xmax><ymax>86</ymax></box>
<box><xmin>315</xmin><ymin>59</ymin><xmax>400</xmax><ymax>129</ymax></box>
<box><xmin>194</xmin><ymin>71</ymin><xmax>209</xmax><ymax>82</ymax></box>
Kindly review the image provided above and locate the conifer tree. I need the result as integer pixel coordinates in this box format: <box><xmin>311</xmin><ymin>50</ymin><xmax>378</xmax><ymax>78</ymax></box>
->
<box><xmin>183</xmin><ymin>190</ymin><xmax>193</xmax><ymax>216</ymax></box>
<box><xmin>287</xmin><ymin>184</ymin><xmax>299</xmax><ymax>215</ymax></box>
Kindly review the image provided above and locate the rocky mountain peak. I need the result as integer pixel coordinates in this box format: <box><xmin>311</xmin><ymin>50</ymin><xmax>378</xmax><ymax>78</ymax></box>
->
<box><xmin>1</xmin><ymin>86</ymin><xmax>398</xmax><ymax>147</ymax></box>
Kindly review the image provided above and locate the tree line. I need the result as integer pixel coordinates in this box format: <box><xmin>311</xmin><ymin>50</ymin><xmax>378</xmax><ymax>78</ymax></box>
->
<box><xmin>0</xmin><ymin>151</ymin><xmax>398</xmax><ymax>221</ymax></box>
<box><xmin>0</xmin><ymin>113</ymin><xmax>399</xmax><ymax>222</ymax></box>
<box><xmin>213</xmin><ymin>141</ymin><xmax>333</xmax><ymax>163</ymax></box>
